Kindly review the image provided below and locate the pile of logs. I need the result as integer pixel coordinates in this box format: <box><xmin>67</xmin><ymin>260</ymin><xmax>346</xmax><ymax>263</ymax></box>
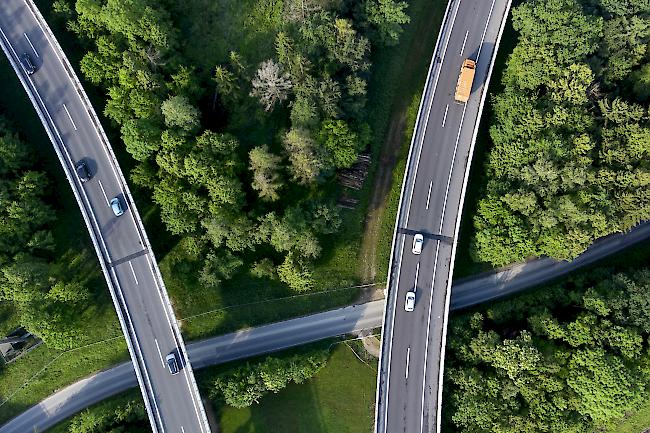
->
<box><xmin>336</xmin><ymin>153</ymin><xmax>371</xmax><ymax>209</ymax></box>
<box><xmin>337</xmin><ymin>153</ymin><xmax>371</xmax><ymax>190</ymax></box>
<box><xmin>337</xmin><ymin>196</ymin><xmax>360</xmax><ymax>209</ymax></box>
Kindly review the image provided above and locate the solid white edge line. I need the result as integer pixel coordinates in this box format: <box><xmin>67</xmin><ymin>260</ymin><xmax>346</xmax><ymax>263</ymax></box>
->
<box><xmin>146</xmin><ymin>254</ymin><xmax>208</xmax><ymax>433</ymax></box>
<box><xmin>62</xmin><ymin>103</ymin><xmax>77</xmax><ymax>130</ymax></box>
<box><xmin>476</xmin><ymin>0</ymin><xmax>497</xmax><ymax>63</ymax></box>
<box><xmin>435</xmin><ymin>1</ymin><xmax>513</xmax><ymax>432</ymax></box>
<box><xmin>23</xmin><ymin>32</ymin><xmax>38</xmax><ymax>57</ymax></box>
<box><xmin>0</xmin><ymin>10</ymin><xmax>177</xmax><ymax>433</ymax></box>
<box><xmin>21</xmin><ymin>4</ymin><xmax>181</xmax><ymax>430</ymax></box>
<box><xmin>20</xmin><ymin>7</ymin><xmax>211</xmax><ymax>431</ymax></box>
<box><xmin>403</xmin><ymin>0</ymin><xmax>462</xmax><ymax>228</ymax></box>
<box><xmin>110</xmin><ymin>269</ymin><xmax>166</xmax><ymax>433</ymax></box>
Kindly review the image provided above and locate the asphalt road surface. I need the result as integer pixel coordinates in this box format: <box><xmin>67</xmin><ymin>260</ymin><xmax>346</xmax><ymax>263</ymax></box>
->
<box><xmin>1</xmin><ymin>219</ymin><xmax>647</xmax><ymax>433</ymax></box>
<box><xmin>375</xmin><ymin>1</ymin><xmax>512</xmax><ymax>433</ymax></box>
<box><xmin>0</xmin><ymin>2</ymin><xmax>209</xmax><ymax>432</ymax></box>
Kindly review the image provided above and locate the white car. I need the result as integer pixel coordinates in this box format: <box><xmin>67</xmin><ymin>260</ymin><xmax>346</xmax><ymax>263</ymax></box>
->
<box><xmin>405</xmin><ymin>291</ymin><xmax>416</xmax><ymax>312</ymax></box>
<box><xmin>110</xmin><ymin>197</ymin><xmax>125</xmax><ymax>217</ymax></box>
<box><xmin>412</xmin><ymin>233</ymin><xmax>423</xmax><ymax>255</ymax></box>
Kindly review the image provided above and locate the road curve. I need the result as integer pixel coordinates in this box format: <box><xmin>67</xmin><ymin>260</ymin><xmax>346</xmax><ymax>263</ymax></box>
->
<box><xmin>374</xmin><ymin>1</ymin><xmax>513</xmax><ymax>433</ymax></box>
<box><xmin>2</xmin><ymin>218</ymin><xmax>648</xmax><ymax>433</ymax></box>
<box><xmin>0</xmin><ymin>2</ymin><xmax>209</xmax><ymax>432</ymax></box>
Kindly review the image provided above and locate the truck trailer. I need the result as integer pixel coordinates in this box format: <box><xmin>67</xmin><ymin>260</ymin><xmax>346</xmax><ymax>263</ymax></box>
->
<box><xmin>454</xmin><ymin>59</ymin><xmax>476</xmax><ymax>103</ymax></box>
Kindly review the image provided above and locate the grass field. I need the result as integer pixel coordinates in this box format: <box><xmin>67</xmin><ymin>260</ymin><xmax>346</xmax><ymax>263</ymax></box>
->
<box><xmin>215</xmin><ymin>343</ymin><xmax>377</xmax><ymax>433</ymax></box>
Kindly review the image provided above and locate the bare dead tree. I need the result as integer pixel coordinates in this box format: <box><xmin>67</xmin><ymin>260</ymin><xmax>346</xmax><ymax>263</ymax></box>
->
<box><xmin>250</xmin><ymin>59</ymin><xmax>293</xmax><ymax>111</ymax></box>
<box><xmin>284</xmin><ymin>0</ymin><xmax>322</xmax><ymax>23</ymax></box>
<box><xmin>144</xmin><ymin>45</ymin><xmax>166</xmax><ymax>69</ymax></box>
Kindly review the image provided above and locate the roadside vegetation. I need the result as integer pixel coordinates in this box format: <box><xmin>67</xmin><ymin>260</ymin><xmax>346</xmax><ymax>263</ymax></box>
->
<box><xmin>445</xmin><ymin>266</ymin><xmax>650</xmax><ymax>432</ymax></box>
<box><xmin>471</xmin><ymin>0</ymin><xmax>650</xmax><ymax>267</ymax></box>
<box><xmin>0</xmin><ymin>115</ymin><xmax>101</xmax><ymax>351</ymax></box>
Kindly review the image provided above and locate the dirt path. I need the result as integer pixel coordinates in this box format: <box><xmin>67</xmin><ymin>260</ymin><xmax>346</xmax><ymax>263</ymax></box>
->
<box><xmin>359</xmin><ymin>113</ymin><xmax>407</xmax><ymax>284</ymax></box>
<box><xmin>356</xmin><ymin>0</ymin><xmax>442</xmax><ymax>288</ymax></box>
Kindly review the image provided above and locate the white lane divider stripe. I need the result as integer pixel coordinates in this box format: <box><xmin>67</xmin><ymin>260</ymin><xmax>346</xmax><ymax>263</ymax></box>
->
<box><xmin>23</xmin><ymin>32</ymin><xmax>38</xmax><ymax>57</ymax></box>
<box><xmin>129</xmin><ymin>261</ymin><xmax>138</xmax><ymax>285</ymax></box>
<box><xmin>97</xmin><ymin>179</ymin><xmax>110</xmax><ymax>205</ymax></box>
<box><xmin>154</xmin><ymin>339</ymin><xmax>165</xmax><ymax>368</ymax></box>
<box><xmin>460</xmin><ymin>31</ymin><xmax>469</xmax><ymax>56</ymax></box>
<box><xmin>62</xmin><ymin>103</ymin><xmax>77</xmax><ymax>131</ymax></box>
<box><xmin>405</xmin><ymin>347</ymin><xmax>411</xmax><ymax>379</ymax></box>
<box><xmin>476</xmin><ymin>0</ymin><xmax>497</xmax><ymax>62</ymax></box>
<box><xmin>442</xmin><ymin>104</ymin><xmax>449</xmax><ymax>128</ymax></box>
<box><xmin>425</xmin><ymin>180</ymin><xmax>433</xmax><ymax>210</ymax></box>
<box><xmin>414</xmin><ymin>262</ymin><xmax>420</xmax><ymax>293</ymax></box>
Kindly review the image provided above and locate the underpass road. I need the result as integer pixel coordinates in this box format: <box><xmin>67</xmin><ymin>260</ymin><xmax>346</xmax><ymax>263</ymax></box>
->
<box><xmin>377</xmin><ymin>1</ymin><xmax>511</xmax><ymax>433</ymax></box>
<box><xmin>0</xmin><ymin>2</ymin><xmax>209</xmax><ymax>432</ymax></box>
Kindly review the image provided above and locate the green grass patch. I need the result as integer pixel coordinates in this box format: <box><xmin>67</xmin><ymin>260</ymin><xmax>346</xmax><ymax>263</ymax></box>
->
<box><xmin>375</xmin><ymin>95</ymin><xmax>419</xmax><ymax>281</ymax></box>
<box><xmin>0</xmin><ymin>337</ymin><xmax>128</xmax><ymax>425</ymax></box>
<box><xmin>606</xmin><ymin>398</ymin><xmax>650</xmax><ymax>433</ymax></box>
<box><xmin>215</xmin><ymin>342</ymin><xmax>377</xmax><ymax>433</ymax></box>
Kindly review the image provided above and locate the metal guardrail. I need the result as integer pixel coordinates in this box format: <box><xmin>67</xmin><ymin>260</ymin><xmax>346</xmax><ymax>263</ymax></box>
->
<box><xmin>373</xmin><ymin>0</ymin><xmax>513</xmax><ymax>432</ymax></box>
<box><xmin>0</xmin><ymin>2</ymin><xmax>210</xmax><ymax>432</ymax></box>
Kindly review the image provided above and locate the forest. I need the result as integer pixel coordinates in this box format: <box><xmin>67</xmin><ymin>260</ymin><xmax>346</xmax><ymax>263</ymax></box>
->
<box><xmin>0</xmin><ymin>117</ymin><xmax>96</xmax><ymax>350</ymax></box>
<box><xmin>472</xmin><ymin>0</ymin><xmax>650</xmax><ymax>266</ymax></box>
<box><xmin>51</xmin><ymin>0</ymin><xmax>410</xmax><ymax>291</ymax></box>
<box><xmin>446</xmin><ymin>267</ymin><xmax>650</xmax><ymax>432</ymax></box>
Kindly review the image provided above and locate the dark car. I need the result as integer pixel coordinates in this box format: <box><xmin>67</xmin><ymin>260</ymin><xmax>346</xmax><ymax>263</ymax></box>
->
<box><xmin>166</xmin><ymin>352</ymin><xmax>180</xmax><ymax>375</ymax></box>
<box><xmin>75</xmin><ymin>160</ymin><xmax>92</xmax><ymax>183</ymax></box>
<box><xmin>19</xmin><ymin>53</ymin><xmax>36</xmax><ymax>75</ymax></box>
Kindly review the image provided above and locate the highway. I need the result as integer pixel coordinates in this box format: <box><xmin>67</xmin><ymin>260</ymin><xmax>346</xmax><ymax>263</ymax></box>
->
<box><xmin>0</xmin><ymin>2</ymin><xmax>210</xmax><ymax>432</ymax></box>
<box><xmin>2</xmin><ymin>218</ymin><xmax>648</xmax><ymax>433</ymax></box>
<box><xmin>374</xmin><ymin>1</ymin><xmax>512</xmax><ymax>433</ymax></box>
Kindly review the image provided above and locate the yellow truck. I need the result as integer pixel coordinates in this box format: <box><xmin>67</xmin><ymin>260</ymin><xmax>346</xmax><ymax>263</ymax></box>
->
<box><xmin>454</xmin><ymin>59</ymin><xmax>476</xmax><ymax>103</ymax></box>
